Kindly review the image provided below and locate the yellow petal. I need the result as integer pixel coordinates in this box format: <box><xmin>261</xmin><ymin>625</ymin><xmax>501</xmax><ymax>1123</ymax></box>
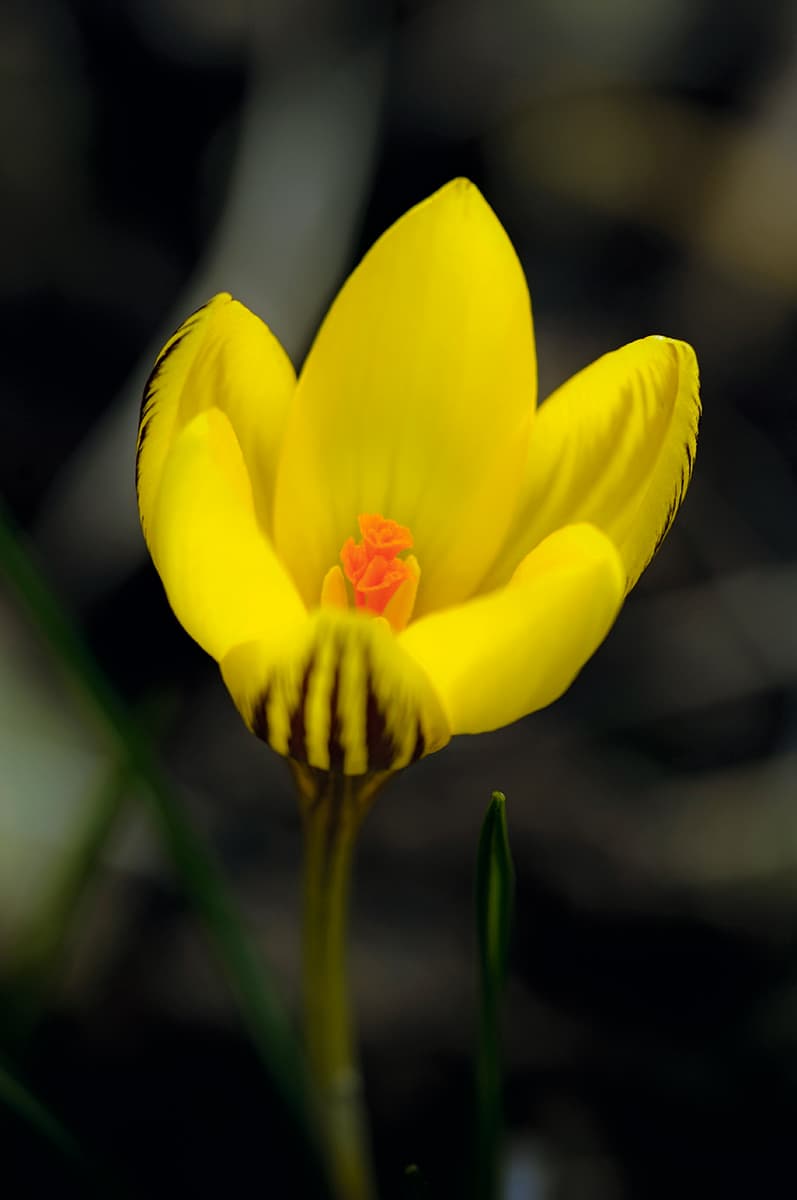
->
<box><xmin>273</xmin><ymin>178</ymin><xmax>536</xmax><ymax>617</ymax></box>
<box><xmin>220</xmin><ymin>608</ymin><xmax>451</xmax><ymax>775</ymax></box>
<box><xmin>149</xmin><ymin>409</ymin><xmax>305</xmax><ymax>661</ymax></box>
<box><xmin>483</xmin><ymin>336</ymin><xmax>700</xmax><ymax>594</ymax></box>
<box><xmin>137</xmin><ymin>292</ymin><xmax>296</xmax><ymax>542</ymax></box>
<box><xmin>399</xmin><ymin>524</ymin><xmax>625</xmax><ymax>734</ymax></box>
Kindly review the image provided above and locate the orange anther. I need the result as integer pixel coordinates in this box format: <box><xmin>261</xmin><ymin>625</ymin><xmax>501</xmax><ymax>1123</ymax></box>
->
<box><xmin>340</xmin><ymin>513</ymin><xmax>417</xmax><ymax>622</ymax></box>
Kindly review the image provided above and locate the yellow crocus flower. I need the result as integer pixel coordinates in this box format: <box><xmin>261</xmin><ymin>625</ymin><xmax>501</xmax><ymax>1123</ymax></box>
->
<box><xmin>136</xmin><ymin>179</ymin><xmax>700</xmax><ymax>778</ymax></box>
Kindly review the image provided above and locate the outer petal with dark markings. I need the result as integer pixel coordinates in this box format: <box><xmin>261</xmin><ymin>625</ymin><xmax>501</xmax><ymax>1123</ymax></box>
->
<box><xmin>136</xmin><ymin>296</ymin><xmax>305</xmax><ymax>662</ymax></box>
<box><xmin>220</xmin><ymin>609</ymin><xmax>450</xmax><ymax>775</ymax></box>
<box><xmin>481</xmin><ymin>337</ymin><xmax>700</xmax><ymax>594</ymax></box>
<box><xmin>137</xmin><ymin>292</ymin><xmax>295</xmax><ymax>540</ymax></box>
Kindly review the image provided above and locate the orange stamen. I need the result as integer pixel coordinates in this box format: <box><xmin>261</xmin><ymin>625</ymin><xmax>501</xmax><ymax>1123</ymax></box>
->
<box><xmin>339</xmin><ymin>513</ymin><xmax>418</xmax><ymax>624</ymax></box>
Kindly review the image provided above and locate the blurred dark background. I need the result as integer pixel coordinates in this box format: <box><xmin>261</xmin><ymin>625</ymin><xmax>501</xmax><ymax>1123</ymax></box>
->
<box><xmin>2</xmin><ymin>1</ymin><xmax>797</xmax><ymax>1197</ymax></box>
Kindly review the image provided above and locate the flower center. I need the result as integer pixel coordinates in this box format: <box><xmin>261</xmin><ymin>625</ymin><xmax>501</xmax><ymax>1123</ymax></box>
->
<box><xmin>320</xmin><ymin>513</ymin><xmax>420</xmax><ymax>633</ymax></box>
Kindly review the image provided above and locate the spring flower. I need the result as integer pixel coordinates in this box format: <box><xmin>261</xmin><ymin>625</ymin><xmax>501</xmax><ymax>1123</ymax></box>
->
<box><xmin>136</xmin><ymin>179</ymin><xmax>700</xmax><ymax>777</ymax></box>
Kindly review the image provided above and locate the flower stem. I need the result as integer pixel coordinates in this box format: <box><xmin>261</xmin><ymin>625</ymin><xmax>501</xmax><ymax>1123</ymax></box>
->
<box><xmin>292</xmin><ymin>763</ymin><xmax>385</xmax><ymax>1200</ymax></box>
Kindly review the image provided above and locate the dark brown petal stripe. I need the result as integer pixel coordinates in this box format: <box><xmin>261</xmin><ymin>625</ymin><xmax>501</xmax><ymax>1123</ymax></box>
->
<box><xmin>248</xmin><ymin>626</ymin><xmax>434</xmax><ymax>776</ymax></box>
<box><xmin>135</xmin><ymin>301</ymin><xmax>211</xmax><ymax>505</ymax></box>
<box><xmin>645</xmin><ymin>373</ymin><xmax>702</xmax><ymax>573</ymax></box>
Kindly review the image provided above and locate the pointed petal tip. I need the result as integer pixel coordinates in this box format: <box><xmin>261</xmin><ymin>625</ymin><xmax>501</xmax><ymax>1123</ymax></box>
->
<box><xmin>424</xmin><ymin>176</ymin><xmax>496</xmax><ymax>220</ymax></box>
<box><xmin>637</xmin><ymin>334</ymin><xmax>700</xmax><ymax>384</ymax></box>
<box><xmin>401</xmin><ymin>177</ymin><xmax>500</xmax><ymax>236</ymax></box>
<box><xmin>438</xmin><ymin>175</ymin><xmax>478</xmax><ymax>197</ymax></box>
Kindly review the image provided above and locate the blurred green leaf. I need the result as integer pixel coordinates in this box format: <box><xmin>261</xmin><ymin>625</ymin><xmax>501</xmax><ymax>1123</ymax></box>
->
<box><xmin>0</xmin><ymin>1057</ymin><xmax>83</xmax><ymax>1164</ymax></box>
<box><xmin>0</xmin><ymin>499</ymin><xmax>331</xmax><ymax>1196</ymax></box>
<box><xmin>474</xmin><ymin>790</ymin><xmax>515</xmax><ymax>1200</ymax></box>
<box><xmin>2</xmin><ymin>760</ymin><xmax>130</xmax><ymax>1042</ymax></box>
<box><xmin>0</xmin><ymin>1055</ymin><xmax>127</xmax><ymax>1196</ymax></box>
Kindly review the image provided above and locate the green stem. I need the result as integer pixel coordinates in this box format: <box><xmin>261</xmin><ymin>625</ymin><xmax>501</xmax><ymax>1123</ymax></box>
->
<box><xmin>293</xmin><ymin>763</ymin><xmax>384</xmax><ymax>1200</ymax></box>
<box><xmin>475</xmin><ymin>993</ymin><xmax>502</xmax><ymax>1200</ymax></box>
